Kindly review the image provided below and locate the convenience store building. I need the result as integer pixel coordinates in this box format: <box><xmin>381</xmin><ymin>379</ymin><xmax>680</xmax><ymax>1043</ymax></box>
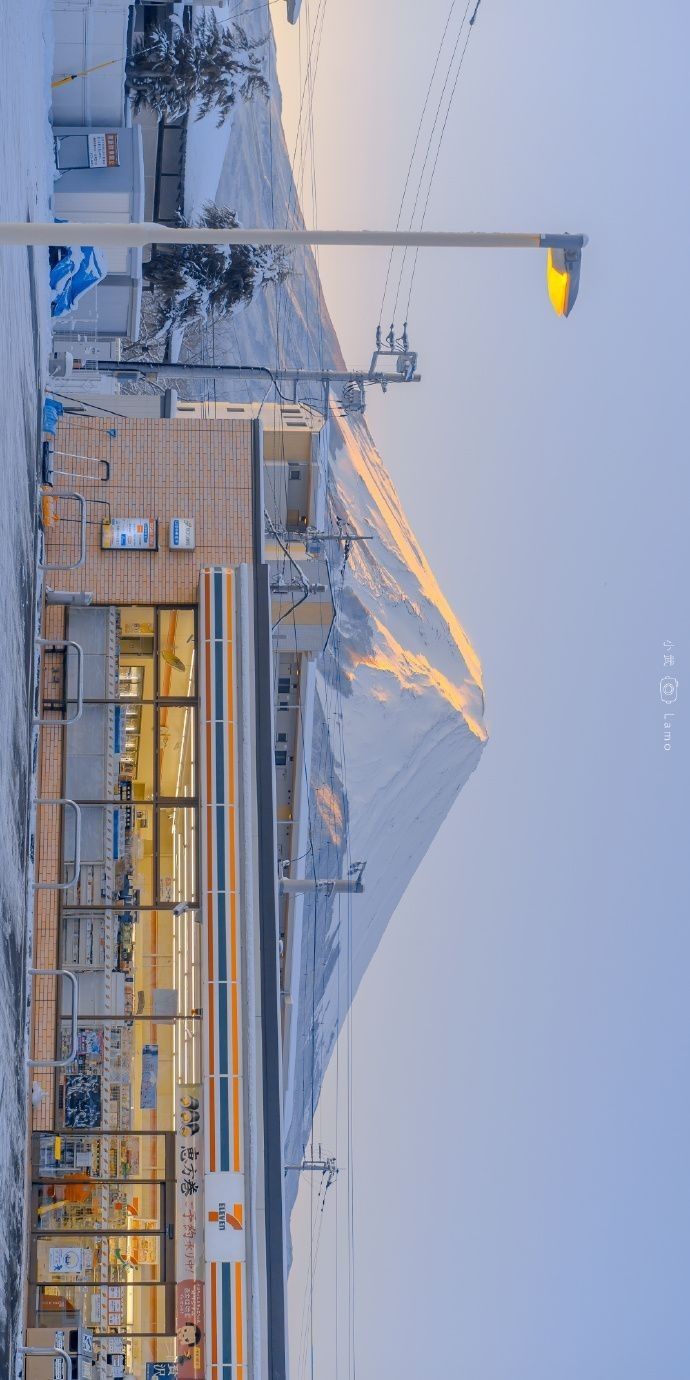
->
<box><xmin>27</xmin><ymin>403</ymin><xmax>332</xmax><ymax>1380</ymax></box>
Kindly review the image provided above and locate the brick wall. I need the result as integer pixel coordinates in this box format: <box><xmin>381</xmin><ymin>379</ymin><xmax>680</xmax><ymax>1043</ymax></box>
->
<box><xmin>44</xmin><ymin>416</ymin><xmax>255</xmax><ymax>603</ymax></box>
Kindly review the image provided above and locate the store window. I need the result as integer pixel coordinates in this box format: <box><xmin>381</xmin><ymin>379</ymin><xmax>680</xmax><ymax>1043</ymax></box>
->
<box><xmin>158</xmin><ymin>703</ymin><xmax>196</xmax><ymax>799</ymax></box>
<box><xmin>33</xmin><ymin>607</ymin><xmax>204</xmax><ymax>1368</ymax></box>
<box><xmin>31</xmin><ymin>1132</ymin><xmax>177</xmax><ymax>1366</ymax></box>
<box><xmin>158</xmin><ymin>608</ymin><xmax>196</xmax><ymax>699</ymax></box>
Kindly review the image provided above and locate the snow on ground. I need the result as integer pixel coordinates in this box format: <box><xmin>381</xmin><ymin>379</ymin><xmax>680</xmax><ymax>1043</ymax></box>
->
<box><xmin>0</xmin><ymin>0</ymin><xmax>53</xmax><ymax>1368</ymax></box>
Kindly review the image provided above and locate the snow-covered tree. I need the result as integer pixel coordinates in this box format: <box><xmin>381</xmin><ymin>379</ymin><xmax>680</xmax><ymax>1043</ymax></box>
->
<box><xmin>143</xmin><ymin>204</ymin><xmax>291</xmax><ymax>345</ymax></box>
<box><xmin>127</xmin><ymin>14</ymin><xmax>269</xmax><ymax>124</ymax></box>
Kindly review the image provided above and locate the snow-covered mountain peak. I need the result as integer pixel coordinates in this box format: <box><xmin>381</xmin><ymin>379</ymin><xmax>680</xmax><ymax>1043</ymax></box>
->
<box><xmin>329</xmin><ymin>411</ymin><xmax>486</xmax><ymax>742</ymax></box>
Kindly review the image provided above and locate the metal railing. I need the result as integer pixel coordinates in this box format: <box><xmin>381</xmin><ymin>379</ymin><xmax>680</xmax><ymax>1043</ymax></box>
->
<box><xmin>40</xmin><ymin>490</ymin><xmax>87</xmax><ymax>571</ymax></box>
<box><xmin>51</xmin><ymin>449</ymin><xmax>110</xmax><ymax>483</ymax></box>
<box><xmin>28</xmin><ymin>968</ymin><xmax>79</xmax><ymax>1069</ymax></box>
<box><xmin>34</xmin><ymin>799</ymin><xmax>82</xmax><ymax>891</ymax></box>
<box><xmin>16</xmin><ymin>1344</ymin><xmax>73</xmax><ymax>1378</ymax></box>
<box><xmin>34</xmin><ymin>638</ymin><xmax>83</xmax><ymax>725</ymax></box>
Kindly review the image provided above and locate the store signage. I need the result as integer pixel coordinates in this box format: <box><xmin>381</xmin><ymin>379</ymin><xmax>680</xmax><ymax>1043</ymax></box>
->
<box><xmin>169</xmin><ymin>517</ymin><xmax>196</xmax><ymax>550</ymax></box>
<box><xmin>102</xmin><ymin>517</ymin><xmax>158</xmax><ymax>550</ymax></box>
<box><xmin>205</xmin><ymin>1171</ymin><xmax>246</xmax><ymax>1263</ymax></box>
<box><xmin>88</xmin><ymin>132</ymin><xmax>120</xmax><ymax>168</ymax></box>
<box><xmin>140</xmin><ymin>1044</ymin><xmax>159</xmax><ymax>1109</ymax></box>
<box><xmin>146</xmin><ymin>1366</ymin><xmax>177</xmax><ymax>1380</ymax></box>
<box><xmin>176</xmin><ymin>1085</ymin><xmax>205</xmax><ymax>1380</ymax></box>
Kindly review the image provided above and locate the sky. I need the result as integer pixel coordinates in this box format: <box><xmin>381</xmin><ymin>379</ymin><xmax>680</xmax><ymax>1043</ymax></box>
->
<box><xmin>270</xmin><ymin>2</ymin><xmax>690</xmax><ymax>1377</ymax></box>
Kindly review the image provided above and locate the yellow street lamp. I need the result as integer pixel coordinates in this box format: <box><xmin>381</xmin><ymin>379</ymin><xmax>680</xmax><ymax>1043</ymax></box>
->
<box><xmin>546</xmin><ymin>244</ymin><xmax>584</xmax><ymax>318</ymax></box>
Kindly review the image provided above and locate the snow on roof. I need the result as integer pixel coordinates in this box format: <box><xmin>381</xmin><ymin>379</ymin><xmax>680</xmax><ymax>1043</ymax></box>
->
<box><xmin>183</xmin><ymin>101</ymin><xmax>233</xmax><ymax>220</ymax></box>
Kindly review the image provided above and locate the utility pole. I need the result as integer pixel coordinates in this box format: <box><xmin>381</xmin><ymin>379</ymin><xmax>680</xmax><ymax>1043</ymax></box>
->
<box><xmin>273</xmin><ymin>525</ymin><xmax>373</xmax><ymax>559</ymax></box>
<box><xmin>270</xmin><ymin>580</ymin><xmax>326</xmax><ymax>595</ymax></box>
<box><xmin>88</xmin><ymin>360</ymin><xmax>420</xmax><ymax>389</ymax></box>
<box><xmin>279</xmin><ymin>877</ymin><xmax>364</xmax><ymax>897</ymax></box>
<box><xmin>285</xmin><ymin>1148</ymin><xmax>339</xmax><ymax>1190</ymax></box>
<box><xmin>84</xmin><ymin>358</ymin><xmax>420</xmax><ymax>415</ymax></box>
<box><xmin>287</xmin><ymin>531</ymin><xmax>372</xmax><ymax>544</ymax></box>
<box><xmin>279</xmin><ymin>861</ymin><xmax>366</xmax><ymax>897</ymax></box>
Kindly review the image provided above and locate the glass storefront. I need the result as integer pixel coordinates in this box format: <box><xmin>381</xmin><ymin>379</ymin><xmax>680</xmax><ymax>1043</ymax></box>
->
<box><xmin>30</xmin><ymin>607</ymin><xmax>204</xmax><ymax>1377</ymax></box>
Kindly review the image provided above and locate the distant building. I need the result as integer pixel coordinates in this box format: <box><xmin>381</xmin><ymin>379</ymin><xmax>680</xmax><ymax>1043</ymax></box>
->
<box><xmin>50</xmin><ymin>3</ymin><xmax>147</xmax><ymax>344</ymax></box>
<box><xmin>51</xmin><ymin>0</ymin><xmax>132</xmax><ymax>128</ymax></box>
<box><xmin>52</xmin><ymin>125</ymin><xmax>145</xmax><ymax>345</ymax></box>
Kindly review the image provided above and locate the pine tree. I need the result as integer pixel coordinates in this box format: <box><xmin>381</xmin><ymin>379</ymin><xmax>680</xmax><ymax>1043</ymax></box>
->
<box><xmin>127</xmin><ymin>14</ymin><xmax>269</xmax><ymax>124</ymax></box>
<box><xmin>143</xmin><ymin>204</ymin><xmax>290</xmax><ymax>345</ymax></box>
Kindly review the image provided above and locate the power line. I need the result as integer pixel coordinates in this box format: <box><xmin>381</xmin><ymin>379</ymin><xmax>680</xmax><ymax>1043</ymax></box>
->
<box><xmin>405</xmin><ymin>16</ymin><xmax>476</xmax><ymax>318</ymax></box>
<box><xmin>390</xmin><ymin>0</ymin><xmax>473</xmax><ymax>324</ymax></box>
<box><xmin>378</xmin><ymin>0</ymin><xmax>460</xmax><ymax>328</ymax></box>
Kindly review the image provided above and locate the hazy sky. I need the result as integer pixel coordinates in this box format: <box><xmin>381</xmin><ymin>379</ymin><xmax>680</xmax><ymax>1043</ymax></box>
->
<box><xmin>271</xmin><ymin>3</ymin><xmax>690</xmax><ymax>1376</ymax></box>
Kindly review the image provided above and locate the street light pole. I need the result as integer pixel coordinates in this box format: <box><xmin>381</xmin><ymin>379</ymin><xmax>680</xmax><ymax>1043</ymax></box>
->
<box><xmin>0</xmin><ymin>222</ymin><xmax>587</xmax><ymax>253</ymax></box>
<box><xmin>2</xmin><ymin>223</ymin><xmax>588</xmax><ymax>315</ymax></box>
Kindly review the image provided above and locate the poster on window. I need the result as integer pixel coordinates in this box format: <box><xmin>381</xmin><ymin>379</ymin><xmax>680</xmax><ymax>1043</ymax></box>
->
<box><xmin>49</xmin><ymin>1245</ymin><xmax>92</xmax><ymax>1275</ymax></box>
<box><xmin>64</xmin><ymin>1073</ymin><xmax>101</xmax><ymax>1128</ymax></box>
<box><xmin>176</xmin><ymin>1085</ymin><xmax>204</xmax><ymax>1380</ymax></box>
<box><xmin>140</xmin><ymin>1044</ymin><xmax>159</xmax><ymax>1109</ymax></box>
<box><xmin>78</xmin><ymin>1027</ymin><xmax>102</xmax><ymax>1058</ymax></box>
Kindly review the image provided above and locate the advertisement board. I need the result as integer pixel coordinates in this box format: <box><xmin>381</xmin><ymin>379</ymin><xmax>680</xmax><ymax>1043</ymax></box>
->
<box><xmin>88</xmin><ymin>132</ymin><xmax>120</xmax><ymax>168</ymax></box>
<box><xmin>175</xmin><ymin>1085</ymin><xmax>204</xmax><ymax>1380</ymax></box>
<box><xmin>101</xmin><ymin>518</ymin><xmax>158</xmax><ymax>550</ymax></box>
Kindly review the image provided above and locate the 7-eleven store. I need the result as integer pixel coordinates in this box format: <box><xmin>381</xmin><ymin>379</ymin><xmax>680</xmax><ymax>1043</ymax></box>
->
<box><xmin>24</xmin><ymin>410</ymin><xmax>314</xmax><ymax>1380</ymax></box>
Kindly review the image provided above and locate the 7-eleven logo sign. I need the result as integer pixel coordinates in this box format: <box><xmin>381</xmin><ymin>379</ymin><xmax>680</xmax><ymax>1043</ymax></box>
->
<box><xmin>208</xmin><ymin>1202</ymin><xmax>243</xmax><ymax>1232</ymax></box>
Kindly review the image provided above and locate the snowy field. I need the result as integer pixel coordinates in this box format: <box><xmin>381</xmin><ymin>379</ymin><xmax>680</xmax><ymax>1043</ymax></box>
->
<box><xmin>0</xmin><ymin>0</ymin><xmax>53</xmax><ymax>1368</ymax></box>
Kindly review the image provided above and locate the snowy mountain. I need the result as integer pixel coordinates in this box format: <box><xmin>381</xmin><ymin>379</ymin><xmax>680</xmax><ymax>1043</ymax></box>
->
<box><xmin>180</xmin><ymin>14</ymin><xmax>487</xmax><ymax>1202</ymax></box>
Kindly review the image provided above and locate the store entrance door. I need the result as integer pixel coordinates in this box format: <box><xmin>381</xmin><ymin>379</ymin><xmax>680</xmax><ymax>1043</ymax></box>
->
<box><xmin>29</xmin><ymin>1131</ymin><xmax>176</xmax><ymax>1343</ymax></box>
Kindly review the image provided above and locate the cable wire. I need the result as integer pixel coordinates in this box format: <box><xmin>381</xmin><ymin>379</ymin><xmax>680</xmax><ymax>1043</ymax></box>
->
<box><xmin>390</xmin><ymin>0</ymin><xmax>473</xmax><ymax>323</ymax></box>
<box><xmin>404</xmin><ymin>16</ymin><xmax>475</xmax><ymax>318</ymax></box>
<box><xmin>377</xmin><ymin>0</ymin><xmax>460</xmax><ymax>328</ymax></box>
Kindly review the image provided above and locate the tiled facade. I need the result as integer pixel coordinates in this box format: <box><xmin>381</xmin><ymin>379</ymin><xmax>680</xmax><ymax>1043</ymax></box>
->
<box><xmin>43</xmin><ymin>416</ymin><xmax>255</xmax><ymax>603</ymax></box>
<box><xmin>32</xmin><ymin>417</ymin><xmax>256</xmax><ymax>1110</ymax></box>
